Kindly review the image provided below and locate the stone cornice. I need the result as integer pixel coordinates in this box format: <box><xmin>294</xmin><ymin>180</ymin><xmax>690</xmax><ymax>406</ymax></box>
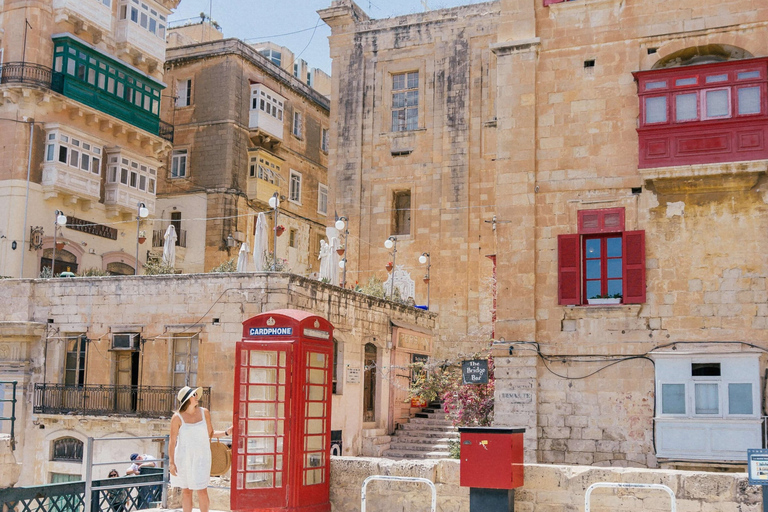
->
<box><xmin>491</xmin><ymin>38</ymin><xmax>541</xmax><ymax>56</ymax></box>
<box><xmin>0</xmin><ymin>322</ymin><xmax>46</xmax><ymax>340</ymax></box>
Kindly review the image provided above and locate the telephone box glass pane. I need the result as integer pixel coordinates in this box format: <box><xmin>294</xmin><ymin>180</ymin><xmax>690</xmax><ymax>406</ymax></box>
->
<box><xmin>307</xmin><ymin>385</ymin><xmax>325</xmax><ymax>401</ymax></box>
<box><xmin>304</xmin><ymin>468</ymin><xmax>323</xmax><ymax>485</ymax></box>
<box><xmin>306</xmin><ymin>402</ymin><xmax>325</xmax><ymax>417</ymax></box>
<box><xmin>308</xmin><ymin>352</ymin><xmax>327</xmax><ymax>368</ymax></box>
<box><xmin>247</xmin><ymin>386</ymin><xmax>276</xmax><ymax>402</ymax></box>
<box><xmin>251</xmin><ymin>351</ymin><xmax>277</xmax><ymax>366</ymax></box>
<box><xmin>306</xmin><ymin>419</ymin><xmax>324</xmax><ymax>434</ymax></box>
<box><xmin>305</xmin><ymin>435</ymin><xmax>324</xmax><ymax>450</ymax></box>
<box><xmin>249</xmin><ymin>368</ymin><xmax>276</xmax><ymax>383</ymax></box>
<box><xmin>247</xmin><ymin>455</ymin><xmax>274</xmax><ymax>470</ymax></box>
<box><xmin>246</xmin><ymin>473</ymin><xmax>273</xmax><ymax>488</ymax></box>
<box><xmin>308</xmin><ymin>369</ymin><xmax>326</xmax><ymax>384</ymax></box>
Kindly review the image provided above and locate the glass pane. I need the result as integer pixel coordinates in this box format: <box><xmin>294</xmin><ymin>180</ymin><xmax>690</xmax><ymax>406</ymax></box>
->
<box><xmin>308</xmin><ymin>352</ymin><xmax>327</xmax><ymax>368</ymax></box>
<box><xmin>675</xmin><ymin>77</ymin><xmax>696</xmax><ymax>86</ymax></box>
<box><xmin>247</xmin><ymin>455</ymin><xmax>274</xmax><ymax>470</ymax></box>
<box><xmin>392</xmin><ymin>74</ymin><xmax>404</xmax><ymax>90</ymax></box>
<box><xmin>248</xmin><ymin>402</ymin><xmax>276</xmax><ymax>418</ymax></box>
<box><xmin>247</xmin><ymin>386</ymin><xmax>276</xmax><ymax>402</ymax></box>
<box><xmin>246</xmin><ymin>438</ymin><xmax>272</xmax><ymax>455</ymax></box>
<box><xmin>245</xmin><ymin>472</ymin><xmax>273</xmax><ymax>488</ymax></box>
<box><xmin>607</xmin><ymin>279</ymin><xmax>622</xmax><ymax>296</ymax></box>
<box><xmin>738</xmin><ymin>71</ymin><xmax>760</xmax><ymax>80</ymax></box>
<box><xmin>607</xmin><ymin>259</ymin><xmax>622</xmax><ymax>279</ymax></box>
<box><xmin>738</xmin><ymin>87</ymin><xmax>760</xmax><ymax>115</ymax></box>
<box><xmin>729</xmin><ymin>383</ymin><xmax>753</xmax><ymax>415</ymax></box>
<box><xmin>308</xmin><ymin>369</ymin><xmax>326</xmax><ymax>385</ymax></box>
<box><xmin>586</xmin><ymin>281</ymin><xmax>601</xmax><ymax>300</ymax></box>
<box><xmin>307</xmin><ymin>385</ymin><xmax>325</xmax><ymax>401</ymax></box>
<box><xmin>305</xmin><ymin>435</ymin><xmax>324</xmax><ymax>451</ymax></box>
<box><xmin>406</xmin><ymin>90</ymin><xmax>418</xmax><ymax>106</ymax></box>
<box><xmin>606</xmin><ymin>238</ymin><xmax>621</xmax><ymax>257</ymax></box>
<box><xmin>646</xmin><ymin>96</ymin><xmax>667</xmax><ymax>123</ymax></box>
<box><xmin>662</xmin><ymin>384</ymin><xmax>685</xmax><ymax>414</ymax></box>
<box><xmin>705</xmin><ymin>89</ymin><xmax>729</xmax><ymax>118</ymax></box>
<box><xmin>304</xmin><ymin>468</ymin><xmax>324</xmax><ymax>485</ymax></box>
<box><xmin>251</xmin><ymin>351</ymin><xmax>277</xmax><ymax>366</ymax></box>
<box><xmin>306</xmin><ymin>419</ymin><xmax>324</xmax><ymax>435</ymax></box>
<box><xmin>392</xmin><ymin>92</ymin><xmax>405</xmax><ymax>108</ymax></box>
<box><xmin>248</xmin><ymin>420</ymin><xmax>275</xmax><ymax>435</ymax></box>
<box><xmin>249</xmin><ymin>368</ymin><xmax>276</xmax><ymax>384</ymax></box>
<box><xmin>585</xmin><ymin>238</ymin><xmax>600</xmax><ymax>258</ymax></box>
<box><xmin>645</xmin><ymin>80</ymin><xmax>666</xmax><ymax>90</ymax></box>
<box><xmin>695</xmin><ymin>383</ymin><xmax>719</xmax><ymax>414</ymax></box>
<box><xmin>706</xmin><ymin>74</ymin><xmax>728</xmax><ymax>83</ymax></box>
<box><xmin>676</xmin><ymin>93</ymin><xmax>698</xmax><ymax>121</ymax></box>
<box><xmin>305</xmin><ymin>452</ymin><xmax>324</xmax><ymax>468</ymax></box>
<box><xmin>306</xmin><ymin>402</ymin><xmax>325</xmax><ymax>417</ymax></box>
<box><xmin>586</xmin><ymin>260</ymin><xmax>601</xmax><ymax>279</ymax></box>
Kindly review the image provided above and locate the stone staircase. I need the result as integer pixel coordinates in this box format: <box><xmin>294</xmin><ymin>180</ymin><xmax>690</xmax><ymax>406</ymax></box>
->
<box><xmin>383</xmin><ymin>402</ymin><xmax>459</xmax><ymax>459</ymax></box>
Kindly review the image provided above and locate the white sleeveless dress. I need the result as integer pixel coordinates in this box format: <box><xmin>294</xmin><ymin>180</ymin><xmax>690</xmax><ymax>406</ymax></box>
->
<box><xmin>170</xmin><ymin>410</ymin><xmax>211</xmax><ymax>490</ymax></box>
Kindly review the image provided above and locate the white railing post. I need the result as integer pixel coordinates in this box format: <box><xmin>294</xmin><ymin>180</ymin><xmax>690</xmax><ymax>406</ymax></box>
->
<box><xmin>585</xmin><ymin>482</ymin><xmax>676</xmax><ymax>512</ymax></box>
<box><xmin>83</xmin><ymin>437</ymin><xmax>94</xmax><ymax>512</ymax></box>
<box><xmin>361</xmin><ymin>475</ymin><xmax>437</xmax><ymax>512</ymax></box>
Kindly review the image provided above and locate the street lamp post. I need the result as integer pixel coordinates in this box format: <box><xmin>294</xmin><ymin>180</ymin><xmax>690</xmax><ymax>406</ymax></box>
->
<box><xmin>419</xmin><ymin>252</ymin><xmax>431</xmax><ymax>309</ymax></box>
<box><xmin>335</xmin><ymin>216</ymin><xmax>348</xmax><ymax>288</ymax></box>
<box><xmin>134</xmin><ymin>202</ymin><xmax>149</xmax><ymax>275</ymax></box>
<box><xmin>384</xmin><ymin>236</ymin><xmax>398</xmax><ymax>299</ymax></box>
<box><xmin>269</xmin><ymin>192</ymin><xmax>280</xmax><ymax>271</ymax></box>
<box><xmin>50</xmin><ymin>210</ymin><xmax>67</xmax><ymax>277</ymax></box>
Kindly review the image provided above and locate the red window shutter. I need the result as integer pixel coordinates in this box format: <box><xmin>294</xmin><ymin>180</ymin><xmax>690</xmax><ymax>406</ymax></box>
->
<box><xmin>578</xmin><ymin>208</ymin><xmax>625</xmax><ymax>234</ymax></box>
<box><xmin>558</xmin><ymin>234</ymin><xmax>581</xmax><ymax>305</ymax></box>
<box><xmin>623</xmin><ymin>230</ymin><xmax>646</xmax><ymax>304</ymax></box>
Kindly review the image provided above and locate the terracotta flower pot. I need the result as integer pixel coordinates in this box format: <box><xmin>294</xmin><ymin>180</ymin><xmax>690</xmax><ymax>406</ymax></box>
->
<box><xmin>385</xmin><ymin>262</ymin><xmax>393</xmax><ymax>272</ymax></box>
<box><xmin>55</xmin><ymin>242</ymin><xmax>64</xmax><ymax>250</ymax></box>
<box><xmin>423</xmin><ymin>277</ymin><xmax>430</xmax><ymax>284</ymax></box>
<box><xmin>138</xmin><ymin>237</ymin><xmax>147</xmax><ymax>244</ymax></box>
<box><xmin>336</xmin><ymin>247</ymin><xmax>345</xmax><ymax>256</ymax></box>
<box><xmin>275</xmin><ymin>227</ymin><xmax>285</xmax><ymax>237</ymax></box>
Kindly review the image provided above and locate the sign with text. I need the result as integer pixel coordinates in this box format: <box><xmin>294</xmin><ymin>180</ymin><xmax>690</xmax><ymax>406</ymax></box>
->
<box><xmin>748</xmin><ymin>449</ymin><xmax>768</xmax><ymax>485</ymax></box>
<box><xmin>462</xmin><ymin>359</ymin><xmax>489</xmax><ymax>384</ymax></box>
<box><xmin>346</xmin><ymin>367</ymin><xmax>361</xmax><ymax>384</ymax></box>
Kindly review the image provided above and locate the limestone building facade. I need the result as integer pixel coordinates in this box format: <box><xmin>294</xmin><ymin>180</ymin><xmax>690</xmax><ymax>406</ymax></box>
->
<box><xmin>0</xmin><ymin>274</ymin><xmax>434</xmax><ymax>486</ymax></box>
<box><xmin>320</xmin><ymin>0</ymin><xmax>768</xmax><ymax>469</ymax></box>
<box><xmin>0</xmin><ymin>0</ymin><xmax>181</xmax><ymax>279</ymax></box>
<box><xmin>159</xmin><ymin>33</ymin><xmax>331</xmax><ymax>274</ymax></box>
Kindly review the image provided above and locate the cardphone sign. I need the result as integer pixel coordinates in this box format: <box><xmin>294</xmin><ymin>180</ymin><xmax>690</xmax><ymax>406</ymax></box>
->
<box><xmin>462</xmin><ymin>359</ymin><xmax>489</xmax><ymax>385</ymax></box>
<box><xmin>748</xmin><ymin>449</ymin><xmax>768</xmax><ymax>486</ymax></box>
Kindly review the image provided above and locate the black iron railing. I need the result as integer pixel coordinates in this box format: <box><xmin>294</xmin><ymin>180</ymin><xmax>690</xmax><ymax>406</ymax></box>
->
<box><xmin>0</xmin><ymin>381</ymin><xmax>17</xmax><ymax>450</ymax></box>
<box><xmin>33</xmin><ymin>384</ymin><xmax>210</xmax><ymax>418</ymax></box>
<box><xmin>0</xmin><ymin>61</ymin><xmax>53</xmax><ymax>88</ymax></box>
<box><xmin>0</xmin><ymin>472</ymin><xmax>164</xmax><ymax>512</ymax></box>
<box><xmin>153</xmin><ymin>229</ymin><xmax>187</xmax><ymax>248</ymax></box>
<box><xmin>158</xmin><ymin>120</ymin><xmax>174</xmax><ymax>143</ymax></box>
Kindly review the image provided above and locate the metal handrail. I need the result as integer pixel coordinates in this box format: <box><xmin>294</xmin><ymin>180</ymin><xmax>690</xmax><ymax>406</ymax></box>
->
<box><xmin>361</xmin><ymin>475</ymin><xmax>437</xmax><ymax>512</ymax></box>
<box><xmin>585</xmin><ymin>482</ymin><xmax>676</xmax><ymax>512</ymax></box>
<box><xmin>0</xmin><ymin>381</ymin><xmax>17</xmax><ymax>450</ymax></box>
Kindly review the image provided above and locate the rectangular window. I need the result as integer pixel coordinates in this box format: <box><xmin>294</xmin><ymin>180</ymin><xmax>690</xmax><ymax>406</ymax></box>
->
<box><xmin>173</xmin><ymin>334</ymin><xmax>199</xmax><ymax>388</ymax></box>
<box><xmin>728</xmin><ymin>383</ymin><xmax>753</xmax><ymax>415</ymax></box>
<box><xmin>704</xmin><ymin>88</ymin><xmax>730</xmax><ymax>119</ymax></box>
<box><xmin>293</xmin><ymin>111</ymin><xmax>303</xmax><ymax>138</ymax></box>
<box><xmin>289</xmin><ymin>170</ymin><xmax>302</xmax><ymax>203</ymax></box>
<box><xmin>176</xmin><ymin>79</ymin><xmax>192</xmax><ymax>107</ymax></box>
<box><xmin>64</xmin><ymin>335</ymin><xmax>87</xmax><ymax>387</ymax></box>
<box><xmin>645</xmin><ymin>96</ymin><xmax>667</xmax><ymax>124</ymax></box>
<box><xmin>171</xmin><ymin>212</ymin><xmax>182</xmax><ymax>246</ymax></box>
<box><xmin>675</xmin><ymin>93</ymin><xmax>698</xmax><ymax>122</ymax></box>
<box><xmin>558</xmin><ymin>208</ymin><xmax>646</xmax><ymax>305</ymax></box>
<box><xmin>392</xmin><ymin>190</ymin><xmax>412</xmax><ymax>236</ymax></box>
<box><xmin>317</xmin><ymin>184</ymin><xmax>328</xmax><ymax>216</ymax></box>
<box><xmin>738</xmin><ymin>86</ymin><xmax>761</xmax><ymax>115</ymax></box>
<box><xmin>661</xmin><ymin>384</ymin><xmax>686</xmax><ymax>414</ymax></box>
<box><xmin>289</xmin><ymin>229</ymin><xmax>297</xmax><ymax>248</ymax></box>
<box><xmin>321</xmin><ymin>128</ymin><xmax>329</xmax><ymax>153</ymax></box>
<box><xmin>694</xmin><ymin>383</ymin><xmax>719</xmax><ymax>415</ymax></box>
<box><xmin>391</xmin><ymin>71</ymin><xmax>419</xmax><ymax>132</ymax></box>
<box><xmin>171</xmin><ymin>149</ymin><xmax>188</xmax><ymax>178</ymax></box>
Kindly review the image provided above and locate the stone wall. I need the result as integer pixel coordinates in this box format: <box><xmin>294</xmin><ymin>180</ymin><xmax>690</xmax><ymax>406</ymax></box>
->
<box><xmin>172</xmin><ymin>457</ymin><xmax>762</xmax><ymax>512</ymax></box>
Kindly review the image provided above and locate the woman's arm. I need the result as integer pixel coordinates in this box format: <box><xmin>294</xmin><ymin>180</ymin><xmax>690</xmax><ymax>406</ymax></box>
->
<box><xmin>168</xmin><ymin>413</ymin><xmax>181</xmax><ymax>476</ymax></box>
<box><xmin>204</xmin><ymin>408</ymin><xmax>233</xmax><ymax>439</ymax></box>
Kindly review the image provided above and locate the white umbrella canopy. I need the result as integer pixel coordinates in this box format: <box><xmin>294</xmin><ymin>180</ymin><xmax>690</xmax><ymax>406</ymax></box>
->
<box><xmin>253</xmin><ymin>212</ymin><xmax>268</xmax><ymax>272</ymax></box>
<box><xmin>162</xmin><ymin>225</ymin><xmax>177</xmax><ymax>268</ymax></box>
<box><xmin>237</xmin><ymin>242</ymin><xmax>249</xmax><ymax>272</ymax></box>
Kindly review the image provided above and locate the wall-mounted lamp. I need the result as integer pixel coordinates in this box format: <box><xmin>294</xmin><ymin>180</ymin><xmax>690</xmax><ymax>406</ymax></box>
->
<box><xmin>50</xmin><ymin>210</ymin><xmax>67</xmax><ymax>277</ymax></box>
<box><xmin>384</xmin><ymin>236</ymin><xmax>398</xmax><ymax>299</ymax></box>
<box><xmin>335</xmin><ymin>216</ymin><xmax>348</xmax><ymax>287</ymax></box>
<box><xmin>135</xmin><ymin>202</ymin><xmax>148</xmax><ymax>275</ymax></box>
<box><xmin>419</xmin><ymin>252</ymin><xmax>431</xmax><ymax>309</ymax></box>
<box><xmin>226</xmin><ymin>233</ymin><xmax>236</xmax><ymax>248</ymax></box>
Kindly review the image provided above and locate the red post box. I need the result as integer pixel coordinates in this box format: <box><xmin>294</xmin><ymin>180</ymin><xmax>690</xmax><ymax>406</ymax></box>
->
<box><xmin>231</xmin><ymin>310</ymin><xmax>334</xmax><ymax>512</ymax></box>
<box><xmin>459</xmin><ymin>427</ymin><xmax>525</xmax><ymax>512</ymax></box>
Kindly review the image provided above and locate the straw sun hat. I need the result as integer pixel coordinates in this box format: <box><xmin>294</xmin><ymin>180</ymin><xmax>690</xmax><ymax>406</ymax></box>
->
<box><xmin>177</xmin><ymin>386</ymin><xmax>203</xmax><ymax>407</ymax></box>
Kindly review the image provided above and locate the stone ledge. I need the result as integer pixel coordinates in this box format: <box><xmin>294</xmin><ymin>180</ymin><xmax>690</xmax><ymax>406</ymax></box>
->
<box><xmin>562</xmin><ymin>305</ymin><xmax>642</xmax><ymax>320</ymax></box>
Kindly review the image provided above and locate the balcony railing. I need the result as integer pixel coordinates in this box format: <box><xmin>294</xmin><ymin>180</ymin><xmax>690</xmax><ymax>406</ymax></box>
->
<box><xmin>153</xmin><ymin>228</ymin><xmax>187</xmax><ymax>248</ymax></box>
<box><xmin>34</xmin><ymin>384</ymin><xmax>211</xmax><ymax>418</ymax></box>
<box><xmin>0</xmin><ymin>61</ymin><xmax>53</xmax><ymax>88</ymax></box>
<box><xmin>159</xmin><ymin>120</ymin><xmax>174</xmax><ymax>143</ymax></box>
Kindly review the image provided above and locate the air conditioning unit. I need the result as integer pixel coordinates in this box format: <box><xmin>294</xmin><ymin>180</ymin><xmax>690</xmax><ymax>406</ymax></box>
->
<box><xmin>112</xmin><ymin>333</ymin><xmax>139</xmax><ymax>351</ymax></box>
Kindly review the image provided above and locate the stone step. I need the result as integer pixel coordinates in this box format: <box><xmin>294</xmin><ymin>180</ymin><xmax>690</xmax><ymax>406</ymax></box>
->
<box><xmin>362</xmin><ymin>428</ymin><xmax>388</xmax><ymax>437</ymax></box>
<box><xmin>389</xmin><ymin>435</ymin><xmax>458</xmax><ymax>445</ymax></box>
<box><xmin>383</xmin><ymin>449</ymin><xmax>452</xmax><ymax>459</ymax></box>
<box><xmin>389</xmin><ymin>442</ymin><xmax>451</xmax><ymax>452</ymax></box>
<box><xmin>398</xmin><ymin>424</ymin><xmax>457</xmax><ymax>434</ymax></box>
<box><xmin>404</xmin><ymin>418</ymin><xmax>456</xmax><ymax>427</ymax></box>
<box><xmin>414</xmin><ymin>411</ymin><xmax>449</xmax><ymax>419</ymax></box>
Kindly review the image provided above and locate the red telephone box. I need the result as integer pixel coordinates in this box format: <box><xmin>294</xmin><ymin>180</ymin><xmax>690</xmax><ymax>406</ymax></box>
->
<box><xmin>231</xmin><ymin>310</ymin><xmax>334</xmax><ymax>512</ymax></box>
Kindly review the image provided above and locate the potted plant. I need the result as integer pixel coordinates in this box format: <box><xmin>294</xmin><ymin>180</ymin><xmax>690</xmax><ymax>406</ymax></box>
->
<box><xmin>587</xmin><ymin>293</ymin><xmax>622</xmax><ymax>305</ymax></box>
<box><xmin>55</xmin><ymin>241</ymin><xmax>65</xmax><ymax>250</ymax></box>
<box><xmin>385</xmin><ymin>261</ymin><xmax>393</xmax><ymax>272</ymax></box>
<box><xmin>336</xmin><ymin>245</ymin><xmax>345</xmax><ymax>256</ymax></box>
<box><xmin>275</xmin><ymin>225</ymin><xmax>285</xmax><ymax>237</ymax></box>
<box><xmin>138</xmin><ymin>231</ymin><xmax>147</xmax><ymax>244</ymax></box>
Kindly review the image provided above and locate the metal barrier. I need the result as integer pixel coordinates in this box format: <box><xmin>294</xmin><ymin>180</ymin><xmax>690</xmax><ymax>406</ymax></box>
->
<box><xmin>0</xmin><ymin>381</ymin><xmax>17</xmax><ymax>450</ymax></box>
<box><xmin>361</xmin><ymin>475</ymin><xmax>437</xmax><ymax>512</ymax></box>
<box><xmin>0</xmin><ymin>435</ymin><xmax>168</xmax><ymax>512</ymax></box>
<box><xmin>585</xmin><ymin>482</ymin><xmax>676</xmax><ymax>512</ymax></box>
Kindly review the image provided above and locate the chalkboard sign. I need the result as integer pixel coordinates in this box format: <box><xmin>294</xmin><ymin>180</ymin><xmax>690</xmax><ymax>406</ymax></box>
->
<box><xmin>462</xmin><ymin>359</ymin><xmax>489</xmax><ymax>384</ymax></box>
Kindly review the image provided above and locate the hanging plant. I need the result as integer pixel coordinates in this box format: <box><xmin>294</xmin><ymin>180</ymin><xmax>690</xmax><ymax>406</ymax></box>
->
<box><xmin>385</xmin><ymin>261</ymin><xmax>393</xmax><ymax>272</ymax></box>
<box><xmin>275</xmin><ymin>225</ymin><xmax>286</xmax><ymax>237</ymax></box>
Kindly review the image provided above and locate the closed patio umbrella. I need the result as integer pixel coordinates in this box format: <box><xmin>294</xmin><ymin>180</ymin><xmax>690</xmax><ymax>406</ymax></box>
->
<box><xmin>237</xmin><ymin>242</ymin><xmax>249</xmax><ymax>272</ymax></box>
<box><xmin>253</xmin><ymin>212</ymin><xmax>268</xmax><ymax>271</ymax></box>
<box><xmin>162</xmin><ymin>225</ymin><xmax>177</xmax><ymax>268</ymax></box>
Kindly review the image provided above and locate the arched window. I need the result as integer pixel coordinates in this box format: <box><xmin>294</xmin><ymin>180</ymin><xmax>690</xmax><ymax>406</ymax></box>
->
<box><xmin>52</xmin><ymin>437</ymin><xmax>83</xmax><ymax>462</ymax></box>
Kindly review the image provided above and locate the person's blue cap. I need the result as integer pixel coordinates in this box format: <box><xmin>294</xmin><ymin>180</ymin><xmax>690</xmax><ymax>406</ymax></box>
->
<box><xmin>130</xmin><ymin>453</ymin><xmax>139</xmax><ymax>461</ymax></box>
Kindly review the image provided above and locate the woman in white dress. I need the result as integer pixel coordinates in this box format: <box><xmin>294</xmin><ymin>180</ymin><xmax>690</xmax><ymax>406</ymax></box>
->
<box><xmin>169</xmin><ymin>386</ymin><xmax>232</xmax><ymax>512</ymax></box>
